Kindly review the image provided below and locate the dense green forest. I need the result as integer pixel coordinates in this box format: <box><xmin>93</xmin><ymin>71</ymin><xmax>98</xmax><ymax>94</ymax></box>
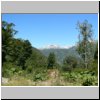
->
<box><xmin>2</xmin><ymin>20</ymin><xmax>98</xmax><ymax>86</ymax></box>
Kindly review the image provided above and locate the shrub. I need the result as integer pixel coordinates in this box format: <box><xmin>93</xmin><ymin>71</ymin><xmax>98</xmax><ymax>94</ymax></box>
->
<box><xmin>62</xmin><ymin>56</ymin><xmax>78</xmax><ymax>72</ymax></box>
<box><xmin>82</xmin><ymin>75</ymin><xmax>98</xmax><ymax>86</ymax></box>
<box><xmin>33</xmin><ymin>73</ymin><xmax>42</xmax><ymax>81</ymax></box>
<box><xmin>27</xmin><ymin>66</ymin><xmax>33</xmax><ymax>73</ymax></box>
<box><xmin>82</xmin><ymin>78</ymin><xmax>93</xmax><ymax>86</ymax></box>
<box><xmin>2</xmin><ymin>62</ymin><xmax>17</xmax><ymax>77</ymax></box>
<box><xmin>62</xmin><ymin>65</ymin><xmax>72</xmax><ymax>72</ymax></box>
<box><xmin>32</xmin><ymin>69</ymin><xmax>48</xmax><ymax>82</ymax></box>
<box><xmin>33</xmin><ymin>73</ymin><xmax>48</xmax><ymax>81</ymax></box>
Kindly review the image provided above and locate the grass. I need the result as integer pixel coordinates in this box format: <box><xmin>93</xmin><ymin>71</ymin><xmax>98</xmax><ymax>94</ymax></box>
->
<box><xmin>2</xmin><ymin>76</ymin><xmax>35</xmax><ymax>86</ymax></box>
<box><xmin>2</xmin><ymin>69</ymin><xmax>98</xmax><ymax>86</ymax></box>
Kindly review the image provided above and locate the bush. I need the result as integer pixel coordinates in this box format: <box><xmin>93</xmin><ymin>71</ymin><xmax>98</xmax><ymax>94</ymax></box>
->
<box><xmin>33</xmin><ymin>72</ymin><xmax>48</xmax><ymax>81</ymax></box>
<box><xmin>33</xmin><ymin>73</ymin><xmax>42</xmax><ymax>81</ymax></box>
<box><xmin>89</xmin><ymin>60</ymin><xmax>98</xmax><ymax>76</ymax></box>
<box><xmin>62</xmin><ymin>72</ymin><xmax>77</xmax><ymax>82</ymax></box>
<box><xmin>2</xmin><ymin>62</ymin><xmax>22</xmax><ymax>78</ymax></box>
<box><xmin>2</xmin><ymin>62</ymin><xmax>15</xmax><ymax>77</ymax></box>
<box><xmin>82</xmin><ymin>77</ymin><xmax>93</xmax><ymax>86</ymax></box>
<box><xmin>62</xmin><ymin>65</ymin><xmax>72</xmax><ymax>72</ymax></box>
<box><xmin>62</xmin><ymin>56</ymin><xmax>78</xmax><ymax>72</ymax></box>
<box><xmin>62</xmin><ymin>70</ymin><xmax>98</xmax><ymax>86</ymax></box>
<box><xmin>27</xmin><ymin>66</ymin><xmax>33</xmax><ymax>73</ymax></box>
<box><xmin>82</xmin><ymin>75</ymin><xmax>98</xmax><ymax>86</ymax></box>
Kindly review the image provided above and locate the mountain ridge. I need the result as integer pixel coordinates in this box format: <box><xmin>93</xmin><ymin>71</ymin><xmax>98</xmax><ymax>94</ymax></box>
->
<box><xmin>39</xmin><ymin>46</ymin><xmax>79</xmax><ymax>64</ymax></box>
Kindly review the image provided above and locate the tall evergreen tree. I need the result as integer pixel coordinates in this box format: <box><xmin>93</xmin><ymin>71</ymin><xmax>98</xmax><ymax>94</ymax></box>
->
<box><xmin>47</xmin><ymin>52</ymin><xmax>56</xmax><ymax>69</ymax></box>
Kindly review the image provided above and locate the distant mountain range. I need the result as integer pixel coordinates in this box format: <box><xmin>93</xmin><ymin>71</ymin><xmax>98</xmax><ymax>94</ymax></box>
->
<box><xmin>39</xmin><ymin>41</ymin><xmax>97</xmax><ymax>65</ymax></box>
<box><xmin>39</xmin><ymin>46</ymin><xmax>80</xmax><ymax>64</ymax></box>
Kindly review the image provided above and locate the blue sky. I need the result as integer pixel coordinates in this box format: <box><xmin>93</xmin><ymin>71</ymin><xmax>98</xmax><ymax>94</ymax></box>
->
<box><xmin>2</xmin><ymin>14</ymin><xmax>98</xmax><ymax>48</ymax></box>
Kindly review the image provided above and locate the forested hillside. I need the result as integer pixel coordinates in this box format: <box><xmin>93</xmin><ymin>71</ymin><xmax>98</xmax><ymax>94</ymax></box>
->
<box><xmin>2</xmin><ymin>20</ymin><xmax>98</xmax><ymax>86</ymax></box>
<box><xmin>40</xmin><ymin>47</ymin><xmax>78</xmax><ymax>64</ymax></box>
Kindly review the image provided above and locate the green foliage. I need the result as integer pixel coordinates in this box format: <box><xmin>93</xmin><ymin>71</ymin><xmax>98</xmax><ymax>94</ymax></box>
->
<box><xmin>8</xmin><ymin>39</ymin><xmax>33</xmax><ymax>69</ymax></box>
<box><xmin>27</xmin><ymin>66</ymin><xmax>33</xmax><ymax>73</ymax></box>
<box><xmin>62</xmin><ymin>56</ymin><xmax>78</xmax><ymax>71</ymax></box>
<box><xmin>62</xmin><ymin>69</ymin><xmax>98</xmax><ymax>86</ymax></box>
<box><xmin>76</xmin><ymin>20</ymin><xmax>94</xmax><ymax>68</ymax></box>
<box><xmin>47</xmin><ymin>52</ymin><xmax>56</xmax><ymax>69</ymax></box>
<box><xmin>33</xmin><ymin>73</ymin><xmax>46</xmax><ymax>81</ymax></box>
<box><xmin>89</xmin><ymin>60</ymin><xmax>98</xmax><ymax>76</ymax></box>
<box><xmin>17</xmin><ymin>40</ymin><xmax>32</xmax><ymax>70</ymax></box>
<box><xmin>94</xmin><ymin>42</ymin><xmax>98</xmax><ymax>60</ymax></box>
<box><xmin>40</xmin><ymin>47</ymin><xmax>79</xmax><ymax>65</ymax></box>
<box><xmin>25</xmin><ymin>48</ymin><xmax>47</xmax><ymax>71</ymax></box>
<box><xmin>32</xmin><ymin>70</ymin><xmax>48</xmax><ymax>81</ymax></box>
<box><xmin>2</xmin><ymin>62</ymin><xmax>20</xmax><ymax>78</ymax></box>
<box><xmin>2</xmin><ymin>21</ymin><xmax>33</xmax><ymax>71</ymax></box>
<box><xmin>82</xmin><ymin>76</ymin><xmax>97</xmax><ymax>86</ymax></box>
<box><xmin>2</xmin><ymin>21</ymin><xmax>17</xmax><ymax>64</ymax></box>
<box><xmin>82</xmin><ymin>78</ymin><xmax>93</xmax><ymax>86</ymax></box>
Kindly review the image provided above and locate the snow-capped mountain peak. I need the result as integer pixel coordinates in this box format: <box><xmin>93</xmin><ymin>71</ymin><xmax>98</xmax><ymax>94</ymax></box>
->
<box><xmin>46</xmin><ymin>44</ymin><xmax>60</xmax><ymax>49</ymax></box>
<box><xmin>39</xmin><ymin>44</ymin><xmax>73</xmax><ymax>49</ymax></box>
